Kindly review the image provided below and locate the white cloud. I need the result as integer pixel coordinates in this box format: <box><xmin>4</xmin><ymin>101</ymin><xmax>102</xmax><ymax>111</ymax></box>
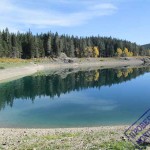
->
<box><xmin>89</xmin><ymin>3</ymin><xmax>117</xmax><ymax>10</ymax></box>
<box><xmin>60</xmin><ymin>94</ymin><xmax>118</xmax><ymax>111</ymax></box>
<box><xmin>0</xmin><ymin>0</ymin><xmax>118</xmax><ymax>32</ymax></box>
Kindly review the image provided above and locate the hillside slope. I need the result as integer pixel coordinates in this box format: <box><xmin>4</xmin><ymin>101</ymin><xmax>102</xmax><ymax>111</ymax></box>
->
<box><xmin>142</xmin><ymin>43</ymin><xmax>150</xmax><ymax>49</ymax></box>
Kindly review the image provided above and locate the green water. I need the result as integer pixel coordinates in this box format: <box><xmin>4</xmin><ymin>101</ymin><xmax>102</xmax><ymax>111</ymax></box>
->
<box><xmin>0</xmin><ymin>67</ymin><xmax>150</xmax><ymax>128</ymax></box>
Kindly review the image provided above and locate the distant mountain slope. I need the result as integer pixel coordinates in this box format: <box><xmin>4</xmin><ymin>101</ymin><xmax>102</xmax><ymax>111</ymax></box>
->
<box><xmin>142</xmin><ymin>44</ymin><xmax>150</xmax><ymax>49</ymax></box>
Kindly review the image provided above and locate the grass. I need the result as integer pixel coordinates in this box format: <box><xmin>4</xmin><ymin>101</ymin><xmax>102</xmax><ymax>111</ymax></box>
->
<box><xmin>99</xmin><ymin>141</ymin><xmax>135</xmax><ymax>150</ymax></box>
<box><xmin>18</xmin><ymin>133</ymin><xmax>80</xmax><ymax>150</ymax></box>
<box><xmin>1</xmin><ymin>129</ymin><xmax>144</xmax><ymax>150</ymax></box>
<box><xmin>0</xmin><ymin>58</ymin><xmax>30</xmax><ymax>69</ymax></box>
<box><xmin>0</xmin><ymin>58</ymin><xmax>54</xmax><ymax>69</ymax></box>
<box><xmin>43</xmin><ymin>132</ymin><xmax>80</xmax><ymax>140</ymax></box>
<box><xmin>0</xmin><ymin>145</ymin><xmax>5</xmax><ymax>150</ymax></box>
<box><xmin>0</xmin><ymin>58</ymin><xmax>46</xmax><ymax>69</ymax></box>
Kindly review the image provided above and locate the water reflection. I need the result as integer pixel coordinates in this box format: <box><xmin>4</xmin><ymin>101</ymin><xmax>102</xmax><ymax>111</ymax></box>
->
<box><xmin>0</xmin><ymin>66</ymin><xmax>150</xmax><ymax>111</ymax></box>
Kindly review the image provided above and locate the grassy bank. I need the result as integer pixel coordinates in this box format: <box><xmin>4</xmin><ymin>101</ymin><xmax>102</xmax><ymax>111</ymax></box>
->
<box><xmin>0</xmin><ymin>58</ymin><xmax>45</xmax><ymax>69</ymax></box>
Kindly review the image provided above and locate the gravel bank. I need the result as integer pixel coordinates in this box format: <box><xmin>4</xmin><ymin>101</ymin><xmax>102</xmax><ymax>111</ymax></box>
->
<box><xmin>0</xmin><ymin>126</ymin><xmax>132</xmax><ymax>150</ymax></box>
<box><xmin>0</xmin><ymin>57</ymin><xmax>145</xmax><ymax>83</ymax></box>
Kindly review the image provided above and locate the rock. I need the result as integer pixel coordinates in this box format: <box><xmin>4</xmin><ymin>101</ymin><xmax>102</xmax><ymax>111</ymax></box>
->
<box><xmin>120</xmin><ymin>136</ymin><xmax>126</xmax><ymax>141</ymax></box>
<box><xmin>124</xmin><ymin>57</ymin><xmax>130</xmax><ymax>60</ymax></box>
<box><xmin>59</xmin><ymin>53</ymin><xmax>68</xmax><ymax>59</ymax></box>
<box><xmin>120</xmin><ymin>57</ymin><xmax>130</xmax><ymax>61</ymax></box>
<box><xmin>68</xmin><ymin>59</ymin><xmax>74</xmax><ymax>63</ymax></box>
<box><xmin>2</xmin><ymin>142</ymin><xmax>7</xmax><ymax>145</ymax></box>
<box><xmin>64</xmin><ymin>59</ymin><xmax>68</xmax><ymax>63</ymax></box>
<box><xmin>142</xmin><ymin>58</ymin><xmax>150</xmax><ymax>64</ymax></box>
<box><xmin>64</xmin><ymin>58</ymin><xmax>74</xmax><ymax>63</ymax></box>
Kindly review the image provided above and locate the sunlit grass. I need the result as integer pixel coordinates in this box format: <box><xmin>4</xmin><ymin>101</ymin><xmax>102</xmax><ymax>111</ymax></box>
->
<box><xmin>99</xmin><ymin>141</ymin><xmax>135</xmax><ymax>150</ymax></box>
<box><xmin>0</xmin><ymin>58</ymin><xmax>49</xmax><ymax>69</ymax></box>
<box><xmin>0</xmin><ymin>58</ymin><xmax>29</xmax><ymax>69</ymax></box>
<box><xmin>0</xmin><ymin>58</ymin><xmax>28</xmax><ymax>63</ymax></box>
<box><xmin>43</xmin><ymin>132</ymin><xmax>80</xmax><ymax>140</ymax></box>
<box><xmin>0</xmin><ymin>58</ymin><xmax>30</xmax><ymax>67</ymax></box>
<box><xmin>19</xmin><ymin>132</ymin><xmax>137</xmax><ymax>150</ymax></box>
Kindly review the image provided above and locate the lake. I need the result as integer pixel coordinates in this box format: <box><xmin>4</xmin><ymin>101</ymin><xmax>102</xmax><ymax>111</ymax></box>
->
<box><xmin>0</xmin><ymin>66</ymin><xmax>150</xmax><ymax>128</ymax></box>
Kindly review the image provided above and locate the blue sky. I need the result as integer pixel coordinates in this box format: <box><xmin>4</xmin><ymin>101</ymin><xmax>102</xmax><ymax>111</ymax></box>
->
<box><xmin>0</xmin><ymin>0</ymin><xmax>149</xmax><ymax>45</ymax></box>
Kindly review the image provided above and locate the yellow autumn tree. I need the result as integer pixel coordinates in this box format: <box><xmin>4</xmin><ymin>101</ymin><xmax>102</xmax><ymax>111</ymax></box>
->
<box><xmin>84</xmin><ymin>47</ymin><xmax>94</xmax><ymax>57</ymax></box>
<box><xmin>127</xmin><ymin>68</ymin><xmax>133</xmax><ymax>74</ymax></box>
<box><xmin>123</xmin><ymin>48</ymin><xmax>128</xmax><ymax>56</ymax></box>
<box><xmin>117</xmin><ymin>70</ymin><xmax>123</xmax><ymax>78</ymax></box>
<box><xmin>122</xmin><ymin>68</ymin><xmax>133</xmax><ymax>77</ymax></box>
<box><xmin>94</xmin><ymin>70</ymin><xmax>99</xmax><ymax>81</ymax></box>
<box><xmin>117</xmin><ymin>48</ymin><xmax>123</xmax><ymax>57</ymax></box>
<box><xmin>128</xmin><ymin>51</ymin><xmax>133</xmax><ymax>57</ymax></box>
<box><xmin>88</xmin><ymin>47</ymin><xmax>93</xmax><ymax>57</ymax></box>
<box><xmin>93</xmin><ymin>46</ymin><xmax>99</xmax><ymax>57</ymax></box>
<box><xmin>83</xmin><ymin>47</ymin><xmax>88</xmax><ymax>57</ymax></box>
<box><xmin>123</xmin><ymin>48</ymin><xmax>133</xmax><ymax>57</ymax></box>
<box><xmin>84</xmin><ymin>46</ymin><xmax>99</xmax><ymax>57</ymax></box>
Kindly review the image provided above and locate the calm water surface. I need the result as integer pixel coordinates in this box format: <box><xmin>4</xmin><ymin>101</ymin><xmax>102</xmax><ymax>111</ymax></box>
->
<box><xmin>0</xmin><ymin>67</ymin><xmax>150</xmax><ymax>128</ymax></box>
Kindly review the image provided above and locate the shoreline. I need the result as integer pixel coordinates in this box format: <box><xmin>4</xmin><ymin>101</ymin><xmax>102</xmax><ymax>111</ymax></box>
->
<box><xmin>0</xmin><ymin>125</ymin><xmax>132</xmax><ymax>150</ymax></box>
<box><xmin>0</xmin><ymin>125</ymin><xmax>129</xmax><ymax>130</ymax></box>
<box><xmin>0</xmin><ymin>57</ymin><xmax>146</xmax><ymax>83</ymax></box>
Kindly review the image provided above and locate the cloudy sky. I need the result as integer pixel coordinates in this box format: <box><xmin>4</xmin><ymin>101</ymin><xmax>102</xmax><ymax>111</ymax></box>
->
<box><xmin>0</xmin><ymin>0</ymin><xmax>149</xmax><ymax>44</ymax></box>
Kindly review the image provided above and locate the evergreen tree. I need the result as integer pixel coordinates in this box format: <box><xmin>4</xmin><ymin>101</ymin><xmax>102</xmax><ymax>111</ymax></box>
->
<box><xmin>54</xmin><ymin>33</ymin><xmax>61</xmax><ymax>56</ymax></box>
<box><xmin>69</xmin><ymin>39</ymin><xmax>75</xmax><ymax>57</ymax></box>
<box><xmin>0</xmin><ymin>32</ymin><xmax>4</xmax><ymax>57</ymax></box>
<box><xmin>46</xmin><ymin>36</ymin><xmax>51</xmax><ymax>56</ymax></box>
<box><xmin>11</xmin><ymin>34</ymin><xmax>18</xmax><ymax>58</ymax></box>
<box><xmin>0</xmin><ymin>28</ymin><xmax>146</xmax><ymax>59</ymax></box>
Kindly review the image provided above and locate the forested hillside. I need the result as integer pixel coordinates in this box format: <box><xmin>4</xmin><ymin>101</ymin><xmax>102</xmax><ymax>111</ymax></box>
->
<box><xmin>142</xmin><ymin>44</ymin><xmax>150</xmax><ymax>49</ymax></box>
<box><xmin>142</xmin><ymin>44</ymin><xmax>150</xmax><ymax>56</ymax></box>
<box><xmin>0</xmin><ymin>28</ymin><xmax>146</xmax><ymax>59</ymax></box>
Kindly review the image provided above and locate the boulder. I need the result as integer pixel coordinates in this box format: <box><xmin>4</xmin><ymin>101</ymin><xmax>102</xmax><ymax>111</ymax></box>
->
<box><xmin>64</xmin><ymin>58</ymin><xmax>74</xmax><ymax>63</ymax></box>
<box><xmin>142</xmin><ymin>58</ymin><xmax>150</xmax><ymax>64</ymax></box>
<box><xmin>59</xmin><ymin>53</ymin><xmax>68</xmax><ymax>59</ymax></box>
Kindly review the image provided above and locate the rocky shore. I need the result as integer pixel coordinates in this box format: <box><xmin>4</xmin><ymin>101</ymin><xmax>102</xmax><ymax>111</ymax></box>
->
<box><xmin>0</xmin><ymin>126</ymin><xmax>133</xmax><ymax>150</ymax></box>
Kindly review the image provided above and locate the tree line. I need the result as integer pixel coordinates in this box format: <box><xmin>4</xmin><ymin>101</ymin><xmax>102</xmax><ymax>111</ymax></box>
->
<box><xmin>142</xmin><ymin>44</ymin><xmax>150</xmax><ymax>56</ymax></box>
<box><xmin>0</xmin><ymin>67</ymin><xmax>150</xmax><ymax>110</ymax></box>
<box><xmin>0</xmin><ymin>28</ymin><xmax>146</xmax><ymax>59</ymax></box>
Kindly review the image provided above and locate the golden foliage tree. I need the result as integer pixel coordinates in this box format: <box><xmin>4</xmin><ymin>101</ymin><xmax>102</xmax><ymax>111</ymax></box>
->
<box><xmin>93</xmin><ymin>47</ymin><xmax>99</xmax><ymax>58</ymax></box>
<box><xmin>117</xmin><ymin>70</ymin><xmax>123</xmax><ymax>78</ymax></box>
<box><xmin>117</xmin><ymin>68</ymin><xmax>133</xmax><ymax>78</ymax></box>
<box><xmin>84</xmin><ymin>46</ymin><xmax>99</xmax><ymax>57</ymax></box>
<box><xmin>94</xmin><ymin>70</ymin><xmax>100</xmax><ymax>81</ymax></box>
<box><xmin>128</xmin><ymin>52</ymin><xmax>133</xmax><ymax>57</ymax></box>
<box><xmin>123</xmin><ymin>48</ymin><xmax>133</xmax><ymax>57</ymax></box>
<box><xmin>117</xmin><ymin>48</ymin><xmax>123</xmax><ymax>57</ymax></box>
